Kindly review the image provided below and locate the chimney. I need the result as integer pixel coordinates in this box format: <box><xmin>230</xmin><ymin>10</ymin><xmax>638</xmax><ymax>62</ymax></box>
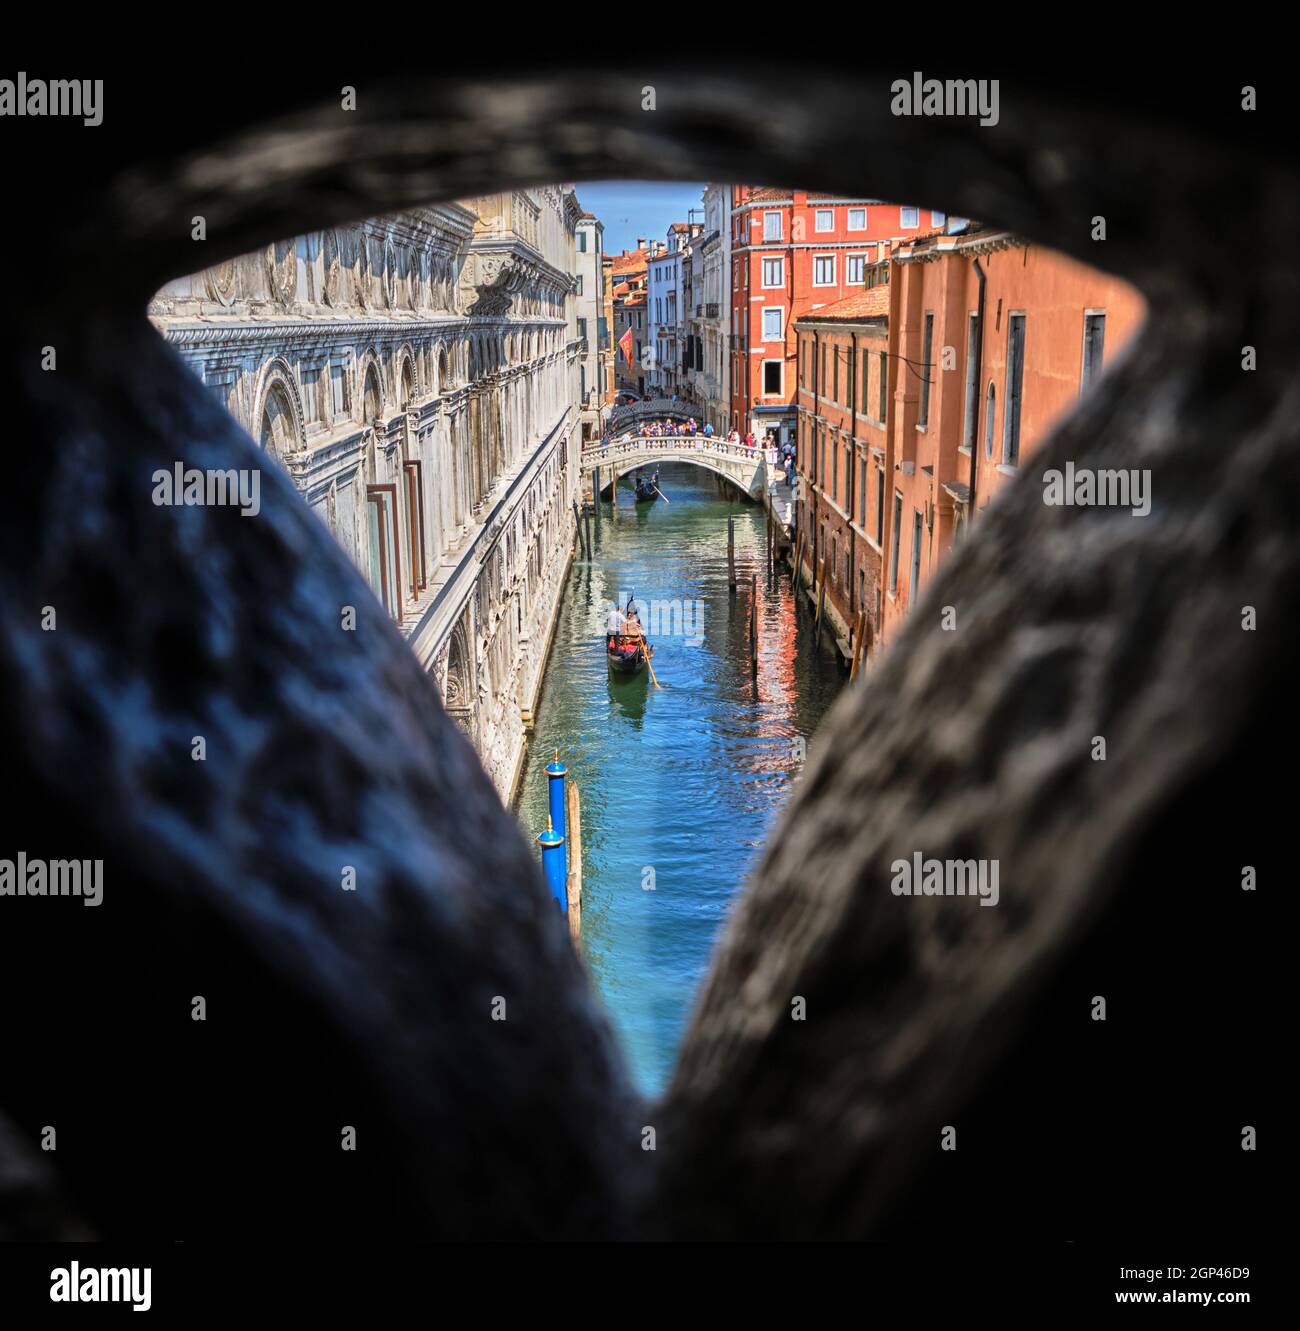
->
<box><xmin>637</xmin><ymin>237</ymin><xmax>646</xmax><ymax>250</ymax></box>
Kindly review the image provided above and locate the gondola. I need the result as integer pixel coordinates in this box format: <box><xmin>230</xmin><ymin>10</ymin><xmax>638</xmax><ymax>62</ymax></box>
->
<box><xmin>606</xmin><ymin>634</ymin><xmax>649</xmax><ymax>674</ymax></box>
<box><xmin>606</xmin><ymin>598</ymin><xmax>653</xmax><ymax>675</ymax></box>
<box><xmin>634</xmin><ymin>471</ymin><xmax>660</xmax><ymax>503</ymax></box>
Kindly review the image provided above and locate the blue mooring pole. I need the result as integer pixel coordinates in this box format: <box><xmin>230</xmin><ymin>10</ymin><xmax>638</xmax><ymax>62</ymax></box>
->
<box><xmin>536</xmin><ymin>818</ymin><xmax>567</xmax><ymax>912</ymax></box>
<box><xmin>546</xmin><ymin>749</ymin><xmax>568</xmax><ymax>885</ymax></box>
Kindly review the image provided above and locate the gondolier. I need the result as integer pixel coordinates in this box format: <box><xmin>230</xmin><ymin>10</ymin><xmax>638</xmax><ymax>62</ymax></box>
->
<box><xmin>605</xmin><ymin>595</ymin><xmax>656</xmax><ymax>681</ymax></box>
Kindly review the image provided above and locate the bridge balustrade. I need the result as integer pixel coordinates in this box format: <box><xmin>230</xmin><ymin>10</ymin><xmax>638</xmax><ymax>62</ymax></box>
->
<box><xmin>581</xmin><ymin>436</ymin><xmax>765</xmax><ymax>466</ymax></box>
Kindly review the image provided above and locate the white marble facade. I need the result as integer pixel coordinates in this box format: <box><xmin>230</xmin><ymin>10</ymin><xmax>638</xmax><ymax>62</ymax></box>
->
<box><xmin>150</xmin><ymin>188</ymin><xmax>584</xmax><ymax>798</ymax></box>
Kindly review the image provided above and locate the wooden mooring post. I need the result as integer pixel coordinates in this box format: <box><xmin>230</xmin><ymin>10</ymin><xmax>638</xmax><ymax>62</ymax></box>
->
<box><xmin>727</xmin><ymin>514</ymin><xmax>737</xmax><ymax>592</ymax></box>
<box><xmin>565</xmin><ymin>779</ymin><xmax>583</xmax><ymax>946</ymax></box>
<box><xmin>573</xmin><ymin>500</ymin><xmax>585</xmax><ymax>558</ymax></box>
<box><xmin>850</xmin><ymin>609</ymin><xmax>868</xmax><ymax>682</ymax></box>
<box><xmin>814</xmin><ymin>557</ymin><xmax>827</xmax><ymax>637</ymax></box>
<box><xmin>749</xmin><ymin>573</ymin><xmax>759</xmax><ymax>670</ymax></box>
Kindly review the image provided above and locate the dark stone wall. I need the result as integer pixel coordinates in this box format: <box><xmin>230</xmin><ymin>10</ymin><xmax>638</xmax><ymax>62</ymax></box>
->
<box><xmin>0</xmin><ymin>59</ymin><xmax>1286</xmax><ymax>1238</ymax></box>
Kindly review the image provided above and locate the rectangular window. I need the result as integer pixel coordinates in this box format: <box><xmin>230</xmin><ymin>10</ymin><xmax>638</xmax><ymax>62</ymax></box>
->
<box><xmin>367</xmin><ymin>493</ymin><xmax>388</xmax><ymax>609</ymax></box>
<box><xmin>1004</xmin><ymin>314</ymin><xmax>1026</xmax><ymax>464</ymax></box>
<box><xmin>1081</xmin><ymin>312</ymin><xmax>1106</xmax><ymax>393</ymax></box>
<box><xmin>815</xmin><ymin>208</ymin><xmax>834</xmax><ymax>232</ymax></box>
<box><xmin>910</xmin><ymin>509</ymin><xmax>923</xmax><ymax>602</ymax></box>
<box><xmin>848</xmin><ymin>207</ymin><xmax>867</xmax><ymax>230</ymax></box>
<box><xmin>918</xmin><ymin>313</ymin><xmax>934</xmax><ymax>429</ymax></box>
<box><xmin>832</xmin><ymin>345</ymin><xmax>839</xmax><ymax>402</ymax></box>
<box><xmin>962</xmin><ymin>312</ymin><xmax>981</xmax><ymax>448</ymax></box>
<box><xmin>858</xmin><ymin>457</ymin><xmax>867</xmax><ymax>525</ymax></box>
<box><xmin>900</xmin><ymin>207</ymin><xmax>920</xmax><ymax>229</ymax></box>
<box><xmin>763</xmin><ymin>211</ymin><xmax>782</xmax><ymax>241</ymax></box>
<box><xmin>577</xmin><ymin>231</ymin><xmax>587</xmax><ymax>252</ymax></box>
<box><xmin>366</xmin><ymin>484</ymin><xmax>402</xmax><ymax>624</ymax></box>
<box><xmin>330</xmin><ymin>361</ymin><xmax>348</xmax><ymax>418</ymax></box>
<box><xmin>931</xmin><ymin>211</ymin><xmax>947</xmax><ymax>228</ymax></box>
<box><xmin>876</xmin><ymin>464</ymin><xmax>885</xmax><ymax>544</ymax></box>
<box><xmin>763</xmin><ymin>360</ymin><xmax>782</xmax><ymax>395</ymax></box>
<box><xmin>888</xmin><ymin>490</ymin><xmax>903</xmax><ymax>594</ymax></box>
<box><xmin>206</xmin><ymin>377</ymin><xmax>232</xmax><ymax>412</ymax></box>
<box><xmin>846</xmin><ymin>254</ymin><xmax>866</xmax><ymax>285</ymax></box>
<box><xmin>861</xmin><ymin>350</ymin><xmax>870</xmax><ymax>415</ymax></box>
<box><xmin>813</xmin><ymin>255</ymin><xmax>835</xmax><ymax>286</ymax></box>
<box><xmin>762</xmin><ymin>307</ymin><xmax>782</xmax><ymax>341</ymax></box>
<box><xmin>575</xmin><ymin>274</ymin><xmax>583</xmax><ymax>295</ymax></box>
<box><xmin>762</xmin><ymin>256</ymin><xmax>784</xmax><ymax>287</ymax></box>
<box><xmin>302</xmin><ymin>369</ymin><xmax>322</xmax><ymax>424</ymax></box>
<box><xmin>831</xmin><ymin>436</ymin><xmax>838</xmax><ymax>500</ymax></box>
<box><xmin>577</xmin><ymin>317</ymin><xmax>587</xmax><ymax>342</ymax></box>
<box><xmin>403</xmin><ymin>460</ymin><xmax>427</xmax><ymax>595</ymax></box>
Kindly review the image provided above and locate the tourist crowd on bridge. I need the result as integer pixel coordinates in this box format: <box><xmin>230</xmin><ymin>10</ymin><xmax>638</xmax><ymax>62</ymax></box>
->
<box><xmin>604</xmin><ymin>419</ymin><xmax>771</xmax><ymax>450</ymax></box>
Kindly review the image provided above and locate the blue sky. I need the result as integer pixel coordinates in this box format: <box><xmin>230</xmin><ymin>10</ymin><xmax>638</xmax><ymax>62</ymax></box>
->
<box><xmin>573</xmin><ymin>181</ymin><xmax>708</xmax><ymax>255</ymax></box>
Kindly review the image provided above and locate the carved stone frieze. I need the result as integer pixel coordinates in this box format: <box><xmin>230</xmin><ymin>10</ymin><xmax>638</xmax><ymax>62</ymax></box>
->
<box><xmin>322</xmin><ymin>230</ymin><xmax>341</xmax><ymax>307</ymax></box>
<box><xmin>205</xmin><ymin>260</ymin><xmax>237</xmax><ymax>307</ymax></box>
<box><xmin>382</xmin><ymin>238</ymin><xmax>396</xmax><ymax>309</ymax></box>
<box><xmin>267</xmin><ymin>239</ymin><xmax>297</xmax><ymax>305</ymax></box>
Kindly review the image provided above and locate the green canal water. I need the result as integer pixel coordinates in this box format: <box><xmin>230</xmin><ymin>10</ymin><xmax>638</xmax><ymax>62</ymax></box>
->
<box><xmin>515</xmin><ymin>463</ymin><xmax>844</xmax><ymax>1098</ymax></box>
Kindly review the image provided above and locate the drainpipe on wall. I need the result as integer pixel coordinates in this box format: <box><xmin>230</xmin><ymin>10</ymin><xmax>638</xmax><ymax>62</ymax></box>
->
<box><xmin>968</xmin><ymin>256</ymin><xmax>987</xmax><ymax>528</ymax></box>
<box><xmin>812</xmin><ymin>328</ymin><xmax>821</xmax><ymax>588</ymax></box>
<box><xmin>849</xmin><ymin>329</ymin><xmax>858</xmax><ymax>617</ymax></box>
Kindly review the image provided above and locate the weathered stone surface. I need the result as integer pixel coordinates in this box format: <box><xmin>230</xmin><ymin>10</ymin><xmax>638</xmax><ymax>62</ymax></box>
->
<box><xmin>1</xmin><ymin>62</ymin><xmax>1287</xmax><ymax>1238</ymax></box>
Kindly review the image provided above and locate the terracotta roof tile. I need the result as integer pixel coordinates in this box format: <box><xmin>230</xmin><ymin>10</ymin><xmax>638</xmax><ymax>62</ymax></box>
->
<box><xmin>795</xmin><ymin>284</ymin><xmax>890</xmax><ymax>323</ymax></box>
<box><xmin>611</xmin><ymin>247</ymin><xmax>650</xmax><ymax>275</ymax></box>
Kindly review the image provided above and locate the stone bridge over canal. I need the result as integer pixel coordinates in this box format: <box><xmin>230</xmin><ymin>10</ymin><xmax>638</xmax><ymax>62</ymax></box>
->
<box><xmin>580</xmin><ymin>436</ymin><xmax>774</xmax><ymax>501</ymax></box>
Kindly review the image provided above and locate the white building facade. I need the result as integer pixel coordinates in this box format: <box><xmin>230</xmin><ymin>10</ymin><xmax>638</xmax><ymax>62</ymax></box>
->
<box><xmin>695</xmin><ymin>183</ymin><xmax>731</xmax><ymax>430</ymax></box>
<box><xmin>646</xmin><ymin>246</ymin><xmax>681</xmax><ymax>397</ymax></box>
<box><xmin>574</xmin><ymin>213</ymin><xmax>607</xmax><ymax>440</ymax></box>
<box><xmin>149</xmin><ymin>188</ymin><xmax>584</xmax><ymax>798</ymax></box>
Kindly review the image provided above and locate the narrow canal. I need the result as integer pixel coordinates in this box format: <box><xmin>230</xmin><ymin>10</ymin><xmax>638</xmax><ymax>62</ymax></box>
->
<box><xmin>515</xmin><ymin>463</ymin><xmax>844</xmax><ymax>1097</ymax></box>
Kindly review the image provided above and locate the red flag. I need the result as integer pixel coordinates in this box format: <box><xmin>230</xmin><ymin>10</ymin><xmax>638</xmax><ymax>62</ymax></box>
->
<box><xmin>618</xmin><ymin>325</ymin><xmax>634</xmax><ymax>369</ymax></box>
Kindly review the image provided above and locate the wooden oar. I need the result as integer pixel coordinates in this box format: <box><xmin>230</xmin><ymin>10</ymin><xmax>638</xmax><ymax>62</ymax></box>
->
<box><xmin>629</xmin><ymin>627</ymin><xmax>662</xmax><ymax>688</ymax></box>
<box><xmin>653</xmin><ymin>485</ymin><xmax>670</xmax><ymax>504</ymax></box>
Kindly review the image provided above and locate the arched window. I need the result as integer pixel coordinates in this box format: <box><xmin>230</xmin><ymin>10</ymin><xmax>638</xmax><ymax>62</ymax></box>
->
<box><xmin>364</xmin><ymin>365</ymin><xmax>383</xmax><ymax>425</ymax></box>
<box><xmin>260</xmin><ymin>382</ymin><xmax>297</xmax><ymax>457</ymax></box>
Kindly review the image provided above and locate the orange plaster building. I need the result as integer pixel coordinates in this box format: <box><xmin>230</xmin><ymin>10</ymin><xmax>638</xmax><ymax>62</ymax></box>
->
<box><xmin>794</xmin><ymin>224</ymin><xmax>1145</xmax><ymax>659</ymax></box>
